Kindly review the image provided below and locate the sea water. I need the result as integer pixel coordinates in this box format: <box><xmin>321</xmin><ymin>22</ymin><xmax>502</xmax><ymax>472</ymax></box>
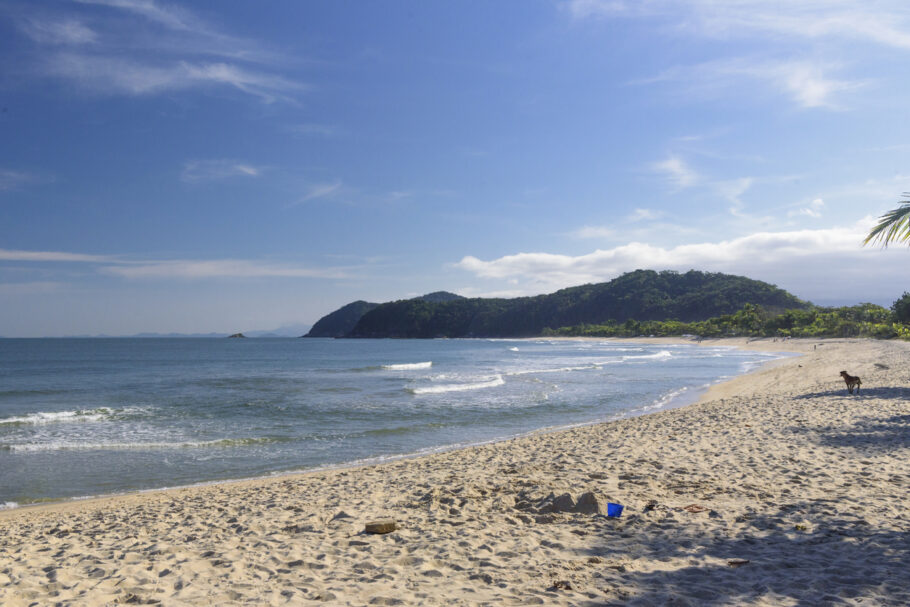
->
<box><xmin>0</xmin><ymin>338</ymin><xmax>785</xmax><ymax>507</ymax></box>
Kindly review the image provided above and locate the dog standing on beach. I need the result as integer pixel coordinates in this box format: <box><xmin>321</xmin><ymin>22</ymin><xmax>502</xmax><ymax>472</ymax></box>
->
<box><xmin>840</xmin><ymin>371</ymin><xmax>861</xmax><ymax>394</ymax></box>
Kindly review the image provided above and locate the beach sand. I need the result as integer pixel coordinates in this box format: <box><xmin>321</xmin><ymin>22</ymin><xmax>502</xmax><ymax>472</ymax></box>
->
<box><xmin>1</xmin><ymin>338</ymin><xmax>908</xmax><ymax>606</ymax></box>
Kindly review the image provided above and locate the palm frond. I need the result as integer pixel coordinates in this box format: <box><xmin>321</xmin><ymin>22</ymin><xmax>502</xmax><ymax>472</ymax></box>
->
<box><xmin>864</xmin><ymin>197</ymin><xmax>910</xmax><ymax>247</ymax></box>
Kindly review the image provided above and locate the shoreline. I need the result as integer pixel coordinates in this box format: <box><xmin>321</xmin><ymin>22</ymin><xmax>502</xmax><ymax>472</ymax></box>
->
<box><xmin>1</xmin><ymin>337</ymin><xmax>796</xmax><ymax>516</ymax></box>
<box><xmin>2</xmin><ymin>337</ymin><xmax>908</xmax><ymax>605</ymax></box>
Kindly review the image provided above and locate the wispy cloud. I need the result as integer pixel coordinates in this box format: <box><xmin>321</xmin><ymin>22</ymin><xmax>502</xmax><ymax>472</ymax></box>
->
<box><xmin>181</xmin><ymin>159</ymin><xmax>264</xmax><ymax>182</ymax></box>
<box><xmin>78</xmin><ymin>0</ymin><xmax>201</xmax><ymax>32</ymax></box>
<box><xmin>640</xmin><ymin>58</ymin><xmax>864</xmax><ymax>109</ymax></box>
<box><xmin>18</xmin><ymin>1</ymin><xmax>302</xmax><ymax>102</ymax></box>
<box><xmin>567</xmin><ymin>1</ymin><xmax>910</xmax><ymax>50</ymax></box>
<box><xmin>789</xmin><ymin>197</ymin><xmax>825</xmax><ymax>218</ymax></box>
<box><xmin>43</xmin><ymin>54</ymin><xmax>303</xmax><ymax>102</ymax></box>
<box><xmin>0</xmin><ymin>248</ymin><xmax>112</xmax><ymax>263</ymax></box>
<box><xmin>715</xmin><ymin>177</ymin><xmax>754</xmax><ymax>216</ymax></box>
<box><xmin>20</xmin><ymin>18</ymin><xmax>97</xmax><ymax>45</ymax></box>
<box><xmin>751</xmin><ymin>60</ymin><xmax>864</xmax><ymax>109</ymax></box>
<box><xmin>292</xmin><ymin>181</ymin><xmax>344</xmax><ymax>205</ymax></box>
<box><xmin>100</xmin><ymin>259</ymin><xmax>346</xmax><ymax>280</ymax></box>
<box><xmin>628</xmin><ymin>208</ymin><xmax>663</xmax><ymax>222</ymax></box>
<box><xmin>574</xmin><ymin>2</ymin><xmax>886</xmax><ymax>109</ymax></box>
<box><xmin>0</xmin><ymin>169</ymin><xmax>39</xmax><ymax>191</ymax></box>
<box><xmin>0</xmin><ymin>247</ymin><xmax>349</xmax><ymax>280</ymax></box>
<box><xmin>455</xmin><ymin>219</ymin><xmax>879</xmax><ymax>293</ymax></box>
<box><xmin>652</xmin><ymin>155</ymin><xmax>698</xmax><ymax>189</ymax></box>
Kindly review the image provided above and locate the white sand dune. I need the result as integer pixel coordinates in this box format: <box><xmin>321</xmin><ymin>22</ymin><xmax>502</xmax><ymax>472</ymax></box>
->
<box><xmin>1</xmin><ymin>337</ymin><xmax>908</xmax><ymax>606</ymax></box>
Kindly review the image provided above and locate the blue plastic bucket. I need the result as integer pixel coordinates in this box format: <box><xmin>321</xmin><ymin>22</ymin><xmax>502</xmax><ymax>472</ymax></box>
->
<box><xmin>607</xmin><ymin>503</ymin><xmax>624</xmax><ymax>517</ymax></box>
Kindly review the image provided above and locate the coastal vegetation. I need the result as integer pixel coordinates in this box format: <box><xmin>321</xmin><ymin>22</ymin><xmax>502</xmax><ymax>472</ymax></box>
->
<box><xmin>543</xmin><ymin>302</ymin><xmax>910</xmax><ymax>339</ymax></box>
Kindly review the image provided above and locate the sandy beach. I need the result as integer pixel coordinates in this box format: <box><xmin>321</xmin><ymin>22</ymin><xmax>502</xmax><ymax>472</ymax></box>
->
<box><xmin>1</xmin><ymin>337</ymin><xmax>908</xmax><ymax>606</ymax></box>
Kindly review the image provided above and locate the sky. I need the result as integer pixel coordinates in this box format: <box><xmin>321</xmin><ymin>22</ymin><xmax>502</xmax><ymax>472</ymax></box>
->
<box><xmin>1</xmin><ymin>0</ymin><xmax>908</xmax><ymax>337</ymax></box>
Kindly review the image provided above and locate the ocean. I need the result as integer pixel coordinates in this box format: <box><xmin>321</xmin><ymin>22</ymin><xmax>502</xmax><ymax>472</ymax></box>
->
<box><xmin>0</xmin><ymin>337</ymin><xmax>785</xmax><ymax>508</ymax></box>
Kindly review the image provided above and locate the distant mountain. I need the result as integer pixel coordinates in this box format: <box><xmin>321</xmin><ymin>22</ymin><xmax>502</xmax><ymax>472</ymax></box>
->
<box><xmin>304</xmin><ymin>292</ymin><xmax>464</xmax><ymax>337</ymax></box>
<box><xmin>119</xmin><ymin>332</ymin><xmax>229</xmax><ymax>338</ymax></box>
<box><xmin>304</xmin><ymin>300</ymin><xmax>380</xmax><ymax>337</ymax></box>
<box><xmin>243</xmin><ymin>323</ymin><xmax>312</xmax><ymax>338</ymax></box>
<box><xmin>308</xmin><ymin>270</ymin><xmax>809</xmax><ymax>339</ymax></box>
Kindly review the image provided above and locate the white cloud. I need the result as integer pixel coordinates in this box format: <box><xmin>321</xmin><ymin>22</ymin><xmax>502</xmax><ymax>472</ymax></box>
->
<box><xmin>100</xmin><ymin>260</ymin><xmax>346</xmax><ymax>280</ymax></box>
<box><xmin>789</xmin><ymin>198</ymin><xmax>825</xmax><ymax>218</ymax></box>
<box><xmin>78</xmin><ymin>0</ymin><xmax>200</xmax><ymax>32</ymax></box>
<box><xmin>0</xmin><ymin>248</ymin><xmax>112</xmax><ymax>263</ymax></box>
<box><xmin>181</xmin><ymin>159</ymin><xmax>264</xmax><ymax>182</ymax></box>
<box><xmin>19</xmin><ymin>1</ymin><xmax>300</xmax><ymax>102</ymax></box>
<box><xmin>291</xmin><ymin>182</ymin><xmax>343</xmax><ymax>205</ymax></box>
<box><xmin>44</xmin><ymin>54</ymin><xmax>303</xmax><ymax>102</ymax></box>
<box><xmin>0</xmin><ymin>248</ymin><xmax>348</xmax><ymax>281</ymax></box>
<box><xmin>641</xmin><ymin>58</ymin><xmax>864</xmax><ymax>110</ymax></box>
<box><xmin>455</xmin><ymin>219</ymin><xmax>881</xmax><ymax>294</ymax></box>
<box><xmin>0</xmin><ymin>169</ymin><xmax>38</xmax><ymax>191</ymax></box>
<box><xmin>714</xmin><ymin>177</ymin><xmax>754</xmax><ymax>216</ymax></box>
<box><xmin>765</xmin><ymin>61</ymin><xmax>863</xmax><ymax>109</ymax></box>
<box><xmin>567</xmin><ymin>1</ymin><xmax>910</xmax><ymax>50</ymax></box>
<box><xmin>20</xmin><ymin>19</ymin><xmax>97</xmax><ymax>45</ymax></box>
<box><xmin>628</xmin><ymin>208</ymin><xmax>663</xmax><ymax>222</ymax></box>
<box><xmin>653</xmin><ymin>155</ymin><xmax>698</xmax><ymax>189</ymax></box>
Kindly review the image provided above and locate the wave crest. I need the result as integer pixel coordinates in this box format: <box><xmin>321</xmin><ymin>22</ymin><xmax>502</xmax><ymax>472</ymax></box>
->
<box><xmin>381</xmin><ymin>361</ymin><xmax>433</xmax><ymax>371</ymax></box>
<box><xmin>408</xmin><ymin>375</ymin><xmax>504</xmax><ymax>395</ymax></box>
<box><xmin>3</xmin><ymin>437</ymin><xmax>282</xmax><ymax>453</ymax></box>
<box><xmin>0</xmin><ymin>407</ymin><xmax>141</xmax><ymax>426</ymax></box>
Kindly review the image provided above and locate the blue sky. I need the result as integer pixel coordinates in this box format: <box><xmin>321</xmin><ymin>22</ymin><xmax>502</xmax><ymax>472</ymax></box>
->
<box><xmin>1</xmin><ymin>0</ymin><xmax>908</xmax><ymax>336</ymax></box>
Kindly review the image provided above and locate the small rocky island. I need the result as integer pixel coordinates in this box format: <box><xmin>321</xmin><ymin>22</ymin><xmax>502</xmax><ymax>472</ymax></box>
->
<box><xmin>227</xmin><ymin>333</ymin><xmax>246</xmax><ymax>338</ymax></box>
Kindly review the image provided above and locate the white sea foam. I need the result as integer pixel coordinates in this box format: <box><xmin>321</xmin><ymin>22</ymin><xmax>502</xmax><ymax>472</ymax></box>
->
<box><xmin>381</xmin><ymin>361</ymin><xmax>433</xmax><ymax>370</ymax></box>
<box><xmin>509</xmin><ymin>347</ymin><xmax>519</xmax><ymax>352</ymax></box>
<box><xmin>1</xmin><ymin>502</ymin><xmax>18</xmax><ymax>510</ymax></box>
<box><xmin>409</xmin><ymin>375</ymin><xmax>505</xmax><ymax>395</ymax></box>
<box><xmin>509</xmin><ymin>364</ymin><xmax>601</xmax><ymax>376</ymax></box>
<box><xmin>623</xmin><ymin>350</ymin><xmax>673</xmax><ymax>361</ymax></box>
<box><xmin>3</xmin><ymin>437</ymin><xmax>275</xmax><ymax>453</ymax></box>
<box><xmin>0</xmin><ymin>408</ymin><xmax>115</xmax><ymax>425</ymax></box>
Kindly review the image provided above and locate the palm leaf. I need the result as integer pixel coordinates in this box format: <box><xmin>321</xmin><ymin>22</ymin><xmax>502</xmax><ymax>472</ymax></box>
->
<box><xmin>864</xmin><ymin>197</ymin><xmax>910</xmax><ymax>247</ymax></box>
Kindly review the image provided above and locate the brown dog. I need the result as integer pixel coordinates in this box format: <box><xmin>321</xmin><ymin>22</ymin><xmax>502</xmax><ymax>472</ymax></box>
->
<box><xmin>840</xmin><ymin>371</ymin><xmax>861</xmax><ymax>394</ymax></box>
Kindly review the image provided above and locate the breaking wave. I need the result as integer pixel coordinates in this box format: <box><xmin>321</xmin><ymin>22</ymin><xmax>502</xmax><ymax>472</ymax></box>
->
<box><xmin>623</xmin><ymin>350</ymin><xmax>673</xmax><ymax>361</ymax></box>
<box><xmin>408</xmin><ymin>375</ymin><xmax>505</xmax><ymax>395</ymax></box>
<box><xmin>0</xmin><ymin>407</ymin><xmax>146</xmax><ymax>426</ymax></box>
<box><xmin>381</xmin><ymin>361</ymin><xmax>433</xmax><ymax>371</ymax></box>
<box><xmin>3</xmin><ymin>437</ymin><xmax>283</xmax><ymax>453</ymax></box>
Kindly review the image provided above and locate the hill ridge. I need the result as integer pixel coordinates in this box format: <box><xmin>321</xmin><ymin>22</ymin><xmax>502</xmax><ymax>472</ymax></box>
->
<box><xmin>305</xmin><ymin>270</ymin><xmax>809</xmax><ymax>338</ymax></box>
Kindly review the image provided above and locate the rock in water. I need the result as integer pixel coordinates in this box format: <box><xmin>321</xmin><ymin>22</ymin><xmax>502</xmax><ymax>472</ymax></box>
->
<box><xmin>364</xmin><ymin>520</ymin><xmax>398</xmax><ymax>534</ymax></box>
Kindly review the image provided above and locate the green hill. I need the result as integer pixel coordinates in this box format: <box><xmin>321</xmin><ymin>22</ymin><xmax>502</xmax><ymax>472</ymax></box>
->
<box><xmin>304</xmin><ymin>292</ymin><xmax>464</xmax><ymax>337</ymax></box>
<box><xmin>304</xmin><ymin>300</ymin><xmax>379</xmax><ymax>337</ymax></box>
<box><xmin>309</xmin><ymin>270</ymin><xmax>809</xmax><ymax>338</ymax></box>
